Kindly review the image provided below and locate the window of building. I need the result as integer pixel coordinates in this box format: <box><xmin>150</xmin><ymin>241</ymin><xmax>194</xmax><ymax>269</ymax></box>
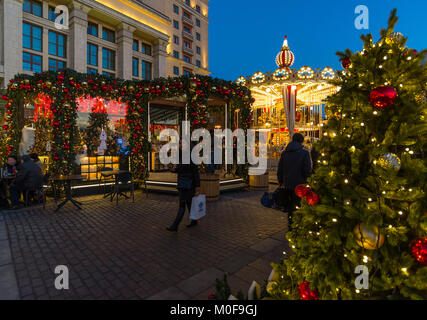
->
<box><xmin>196</xmin><ymin>5</ymin><xmax>201</xmax><ymax>13</ymax></box>
<box><xmin>184</xmin><ymin>40</ymin><xmax>191</xmax><ymax>48</ymax></box>
<box><xmin>102</xmin><ymin>48</ymin><xmax>115</xmax><ymax>70</ymax></box>
<box><xmin>183</xmin><ymin>11</ymin><xmax>191</xmax><ymax>19</ymax></box>
<box><xmin>132</xmin><ymin>39</ymin><xmax>139</xmax><ymax>51</ymax></box>
<box><xmin>183</xmin><ymin>68</ymin><xmax>191</xmax><ymax>76</ymax></box>
<box><xmin>173</xmin><ymin>66</ymin><xmax>179</xmax><ymax>75</ymax></box>
<box><xmin>87</xmin><ymin>67</ymin><xmax>98</xmax><ymax>74</ymax></box>
<box><xmin>173</xmin><ymin>36</ymin><xmax>179</xmax><ymax>45</ymax></box>
<box><xmin>173</xmin><ymin>4</ymin><xmax>179</xmax><ymax>14</ymax></box>
<box><xmin>183</xmin><ymin>55</ymin><xmax>191</xmax><ymax>63</ymax></box>
<box><xmin>185</xmin><ymin>0</ymin><xmax>190</xmax><ymax>6</ymax></box>
<box><xmin>196</xmin><ymin>32</ymin><xmax>201</xmax><ymax>41</ymax></box>
<box><xmin>183</xmin><ymin>26</ymin><xmax>191</xmax><ymax>33</ymax></box>
<box><xmin>142</xmin><ymin>43</ymin><xmax>152</xmax><ymax>56</ymax></box>
<box><xmin>173</xmin><ymin>20</ymin><xmax>179</xmax><ymax>29</ymax></box>
<box><xmin>87</xmin><ymin>43</ymin><xmax>98</xmax><ymax>66</ymax></box>
<box><xmin>196</xmin><ymin>19</ymin><xmax>201</xmax><ymax>27</ymax></box>
<box><xmin>48</xmin><ymin>58</ymin><xmax>65</xmax><ymax>71</ymax></box>
<box><xmin>196</xmin><ymin>46</ymin><xmax>201</xmax><ymax>54</ymax></box>
<box><xmin>102</xmin><ymin>71</ymin><xmax>115</xmax><ymax>78</ymax></box>
<box><xmin>23</xmin><ymin>52</ymin><xmax>42</xmax><ymax>72</ymax></box>
<box><xmin>132</xmin><ymin>57</ymin><xmax>139</xmax><ymax>77</ymax></box>
<box><xmin>141</xmin><ymin>60</ymin><xmax>152</xmax><ymax>80</ymax></box>
<box><xmin>23</xmin><ymin>0</ymin><xmax>42</xmax><ymax>17</ymax></box>
<box><xmin>87</xmin><ymin>22</ymin><xmax>98</xmax><ymax>37</ymax></box>
<box><xmin>102</xmin><ymin>27</ymin><xmax>115</xmax><ymax>43</ymax></box>
<box><xmin>48</xmin><ymin>6</ymin><xmax>58</xmax><ymax>22</ymax></box>
<box><xmin>173</xmin><ymin>50</ymin><xmax>179</xmax><ymax>59</ymax></box>
<box><xmin>196</xmin><ymin>60</ymin><xmax>201</xmax><ymax>67</ymax></box>
<box><xmin>48</xmin><ymin>31</ymin><xmax>66</xmax><ymax>58</ymax></box>
<box><xmin>23</xmin><ymin>22</ymin><xmax>42</xmax><ymax>51</ymax></box>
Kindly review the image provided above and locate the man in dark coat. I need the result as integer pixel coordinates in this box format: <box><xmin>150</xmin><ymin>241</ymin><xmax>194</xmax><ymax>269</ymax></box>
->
<box><xmin>167</xmin><ymin>140</ymin><xmax>201</xmax><ymax>232</ymax></box>
<box><xmin>277</xmin><ymin>133</ymin><xmax>312</xmax><ymax>229</ymax></box>
<box><xmin>9</xmin><ymin>155</ymin><xmax>43</xmax><ymax>209</ymax></box>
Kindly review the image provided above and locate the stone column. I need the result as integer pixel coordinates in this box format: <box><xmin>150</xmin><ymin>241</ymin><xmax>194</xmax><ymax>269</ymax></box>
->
<box><xmin>69</xmin><ymin>2</ymin><xmax>91</xmax><ymax>73</ymax></box>
<box><xmin>117</xmin><ymin>23</ymin><xmax>135</xmax><ymax>80</ymax></box>
<box><xmin>152</xmin><ymin>38</ymin><xmax>168</xmax><ymax>79</ymax></box>
<box><xmin>3</xmin><ymin>0</ymin><xmax>23</xmax><ymax>84</ymax></box>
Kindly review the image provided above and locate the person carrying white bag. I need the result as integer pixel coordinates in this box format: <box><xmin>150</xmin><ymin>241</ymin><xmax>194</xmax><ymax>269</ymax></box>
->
<box><xmin>167</xmin><ymin>140</ymin><xmax>201</xmax><ymax>232</ymax></box>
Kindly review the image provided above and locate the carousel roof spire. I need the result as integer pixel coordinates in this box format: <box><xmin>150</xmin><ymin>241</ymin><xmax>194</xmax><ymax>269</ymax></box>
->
<box><xmin>276</xmin><ymin>35</ymin><xmax>294</xmax><ymax>68</ymax></box>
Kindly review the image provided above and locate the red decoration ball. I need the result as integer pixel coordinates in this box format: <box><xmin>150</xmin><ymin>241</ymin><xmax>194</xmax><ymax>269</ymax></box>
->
<box><xmin>369</xmin><ymin>86</ymin><xmax>397</xmax><ymax>109</ymax></box>
<box><xmin>306</xmin><ymin>191</ymin><xmax>320</xmax><ymax>206</ymax></box>
<box><xmin>295</xmin><ymin>184</ymin><xmax>308</xmax><ymax>198</ymax></box>
<box><xmin>1</xmin><ymin>95</ymin><xmax>8</xmax><ymax>101</ymax></box>
<box><xmin>341</xmin><ymin>58</ymin><xmax>351</xmax><ymax>69</ymax></box>
<box><xmin>298</xmin><ymin>281</ymin><xmax>319</xmax><ymax>300</ymax></box>
<box><xmin>410</xmin><ymin>238</ymin><xmax>427</xmax><ymax>265</ymax></box>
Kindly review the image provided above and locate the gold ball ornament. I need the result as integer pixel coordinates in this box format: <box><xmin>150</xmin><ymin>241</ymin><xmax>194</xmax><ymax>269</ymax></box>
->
<box><xmin>81</xmin><ymin>81</ymin><xmax>88</xmax><ymax>87</ymax></box>
<box><xmin>128</xmin><ymin>85</ymin><xmax>135</xmax><ymax>92</ymax></box>
<box><xmin>354</xmin><ymin>223</ymin><xmax>384</xmax><ymax>250</ymax></box>
<box><xmin>385</xmin><ymin>32</ymin><xmax>404</xmax><ymax>46</ymax></box>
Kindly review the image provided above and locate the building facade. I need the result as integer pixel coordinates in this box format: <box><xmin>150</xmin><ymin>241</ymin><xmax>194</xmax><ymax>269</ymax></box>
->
<box><xmin>0</xmin><ymin>0</ymin><xmax>210</xmax><ymax>89</ymax></box>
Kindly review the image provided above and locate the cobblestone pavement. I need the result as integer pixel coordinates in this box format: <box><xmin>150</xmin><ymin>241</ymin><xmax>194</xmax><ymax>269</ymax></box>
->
<box><xmin>0</xmin><ymin>188</ymin><xmax>289</xmax><ymax>300</ymax></box>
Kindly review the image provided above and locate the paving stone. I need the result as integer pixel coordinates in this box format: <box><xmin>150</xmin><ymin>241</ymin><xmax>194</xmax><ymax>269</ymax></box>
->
<box><xmin>0</xmin><ymin>239</ymin><xmax>12</xmax><ymax>266</ymax></box>
<box><xmin>215</xmin><ymin>248</ymin><xmax>261</xmax><ymax>274</ymax></box>
<box><xmin>2</xmin><ymin>192</ymin><xmax>287</xmax><ymax>300</ymax></box>
<box><xmin>233</xmin><ymin>266</ymin><xmax>270</xmax><ymax>288</ymax></box>
<box><xmin>0</xmin><ymin>264</ymin><xmax>20</xmax><ymax>300</ymax></box>
<box><xmin>147</xmin><ymin>286</ymin><xmax>190</xmax><ymax>300</ymax></box>
<box><xmin>248</xmin><ymin>258</ymin><xmax>274</xmax><ymax>275</ymax></box>
<box><xmin>249</xmin><ymin>238</ymin><xmax>283</xmax><ymax>253</ymax></box>
<box><xmin>176</xmin><ymin>267</ymin><xmax>224</xmax><ymax>297</ymax></box>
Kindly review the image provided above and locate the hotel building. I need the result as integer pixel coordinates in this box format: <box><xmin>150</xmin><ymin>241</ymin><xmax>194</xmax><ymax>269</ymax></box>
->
<box><xmin>0</xmin><ymin>0</ymin><xmax>210</xmax><ymax>89</ymax></box>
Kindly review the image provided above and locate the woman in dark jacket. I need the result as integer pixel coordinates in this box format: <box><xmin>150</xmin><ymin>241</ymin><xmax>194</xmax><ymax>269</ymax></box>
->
<box><xmin>167</xmin><ymin>140</ymin><xmax>201</xmax><ymax>232</ymax></box>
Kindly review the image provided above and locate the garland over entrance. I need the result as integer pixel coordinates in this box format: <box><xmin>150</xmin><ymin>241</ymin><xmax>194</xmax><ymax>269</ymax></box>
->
<box><xmin>1</xmin><ymin>69</ymin><xmax>254</xmax><ymax>180</ymax></box>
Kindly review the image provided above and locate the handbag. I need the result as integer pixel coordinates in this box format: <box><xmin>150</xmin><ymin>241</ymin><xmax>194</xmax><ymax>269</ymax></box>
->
<box><xmin>190</xmin><ymin>194</ymin><xmax>206</xmax><ymax>220</ymax></box>
<box><xmin>177</xmin><ymin>177</ymin><xmax>193</xmax><ymax>189</ymax></box>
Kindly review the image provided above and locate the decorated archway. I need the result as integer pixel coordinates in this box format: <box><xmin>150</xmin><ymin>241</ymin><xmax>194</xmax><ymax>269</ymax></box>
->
<box><xmin>1</xmin><ymin>69</ymin><xmax>254</xmax><ymax>181</ymax></box>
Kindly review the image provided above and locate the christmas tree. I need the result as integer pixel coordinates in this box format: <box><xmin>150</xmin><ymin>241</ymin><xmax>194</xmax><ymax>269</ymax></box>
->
<box><xmin>268</xmin><ymin>9</ymin><xmax>427</xmax><ymax>300</ymax></box>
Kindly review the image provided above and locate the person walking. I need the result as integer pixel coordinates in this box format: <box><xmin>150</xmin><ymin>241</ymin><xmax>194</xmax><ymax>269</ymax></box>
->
<box><xmin>277</xmin><ymin>133</ymin><xmax>312</xmax><ymax>230</ymax></box>
<box><xmin>167</xmin><ymin>140</ymin><xmax>201</xmax><ymax>232</ymax></box>
<box><xmin>8</xmin><ymin>155</ymin><xmax>43</xmax><ymax>210</ymax></box>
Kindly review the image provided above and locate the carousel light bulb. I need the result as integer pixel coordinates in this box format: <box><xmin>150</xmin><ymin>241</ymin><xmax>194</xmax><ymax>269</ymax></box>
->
<box><xmin>368</xmin><ymin>198</ymin><xmax>372</xmax><ymax>202</ymax></box>
<box><xmin>384</xmin><ymin>82</ymin><xmax>388</xmax><ymax>85</ymax></box>
<box><xmin>379</xmin><ymin>65</ymin><xmax>383</xmax><ymax>68</ymax></box>
<box><xmin>389</xmin><ymin>225</ymin><xmax>393</xmax><ymax>229</ymax></box>
<box><xmin>361</xmin><ymin>122</ymin><xmax>365</xmax><ymax>126</ymax></box>
<box><xmin>356</xmin><ymin>289</ymin><xmax>360</xmax><ymax>293</ymax></box>
<box><xmin>332</xmin><ymin>218</ymin><xmax>337</xmax><ymax>222</ymax></box>
<box><xmin>363</xmin><ymin>255</ymin><xmax>369</xmax><ymax>263</ymax></box>
<box><xmin>399</xmin><ymin>84</ymin><xmax>403</xmax><ymax>87</ymax></box>
<box><xmin>373</xmin><ymin>111</ymin><xmax>378</xmax><ymax>115</ymax></box>
<box><xmin>324</xmin><ymin>132</ymin><xmax>328</xmax><ymax>136</ymax></box>
<box><xmin>382</xmin><ymin>191</ymin><xmax>386</xmax><ymax>195</ymax></box>
<box><xmin>409</xmin><ymin>150</ymin><xmax>414</xmax><ymax>155</ymax></box>
<box><xmin>383</xmin><ymin>56</ymin><xmax>387</xmax><ymax>60</ymax></box>
<box><xmin>407</xmin><ymin>56</ymin><xmax>412</xmax><ymax>60</ymax></box>
<box><xmin>409</xmin><ymin>188</ymin><xmax>413</xmax><ymax>192</ymax></box>
<box><xmin>401</xmin><ymin>268</ymin><xmax>408</xmax><ymax>275</ymax></box>
<box><xmin>344</xmin><ymin>254</ymin><xmax>348</xmax><ymax>258</ymax></box>
<box><xmin>398</xmin><ymin>211</ymin><xmax>403</xmax><ymax>215</ymax></box>
<box><xmin>292</xmin><ymin>245</ymin><xmax>296</xmax><ymax>249</ymax></box>
<box><xmin>359</xmin><ymin>83</ymin><xmax>363</xmax><ymax>87</ymax></box>
<box><xmin>344</xmin><ymin>179</ymin><xmax>349</xmax><ymax>184</ymax></box>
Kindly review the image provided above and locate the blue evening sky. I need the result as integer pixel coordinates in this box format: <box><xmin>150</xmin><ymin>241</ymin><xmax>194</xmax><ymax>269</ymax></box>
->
<box><xmin>208</xmin><ymin>0</ymin><xmax>427</xmax><ymax>81</ymax></box>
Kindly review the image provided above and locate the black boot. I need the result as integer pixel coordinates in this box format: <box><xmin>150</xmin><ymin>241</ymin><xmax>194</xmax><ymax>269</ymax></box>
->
<box><xmin>167</xmin><ymin>206</ymin><xmax>185</xmax><ymax>232</ymax></box>
<box><xmin>186</xmin><ymin>220</ymin><xmax>198</xmax><ymax>228</ymax></box>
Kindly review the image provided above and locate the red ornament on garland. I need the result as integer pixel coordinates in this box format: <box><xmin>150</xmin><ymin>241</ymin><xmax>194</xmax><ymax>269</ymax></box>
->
<box><xmin>410</xmin><ymin>238</ymin><xmax>427</xmax><ymax>265</ymax></box>
<box><xmin>298</xmin><ymin>281</ymin><xmax>319</xmax><ymax>300</ymax></box>
<box><xmin>341</xmin><ymin>58</ymin><xmax>351</xmax><ymax>69</ymax></box>
<box><xmin>369</xmin><ymin>86</ymin><xmax>398</xmax><ymax>109</ymax></box>
<box><xmin>306</xmin><ymin>191</ymin><xmax>320</xmax><ymax>206</ymax></box>
<box><xmin>295</xmin><ymin>184</ymin><xmax>308</xmax><ymax>198</ymax></box>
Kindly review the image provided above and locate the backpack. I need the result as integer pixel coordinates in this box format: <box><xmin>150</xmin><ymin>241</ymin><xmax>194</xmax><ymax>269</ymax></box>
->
<box><xmin>261</xmin><ymin>192</ymin><xmax>275</xmax><ymax>208</ymax></box>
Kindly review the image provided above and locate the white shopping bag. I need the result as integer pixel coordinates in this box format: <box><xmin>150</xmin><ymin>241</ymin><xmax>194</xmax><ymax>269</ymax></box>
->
<box><xmin>189</xmin><ymin>194</ymin><xmax>206</xmax><ymax>220</ymax></box>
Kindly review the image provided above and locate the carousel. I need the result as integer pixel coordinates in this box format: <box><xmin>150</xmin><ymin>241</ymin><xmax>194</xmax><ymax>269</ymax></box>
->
<box><xmin>236</xmin><ymin>36</ymin><xmax>340</xmax><ymax>159</ymax></box>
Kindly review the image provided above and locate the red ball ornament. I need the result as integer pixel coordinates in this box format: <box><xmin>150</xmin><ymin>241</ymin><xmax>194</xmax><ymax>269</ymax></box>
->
<box><xmin>298</xmin><ymin>281</ymin><xmax>319</xmax><ymax>300</ymax></box>
<box><xmin>306</xmin><ymin>191</ymin><xmax>320</xmax><ymax>206</ymax></box>
<box><xmin>295</xmin><ymin>184</ymin><xmax>308</xmax><ymax>198</ymax></box>
<box><xmin>1</xmin><ymin>95</ymin><xmax>9</xmax><ymax>101</ymax></box>
<box><xmin>341</xmin><ymin>58</ymin><xmax>351</xmax><ymax>69</ymax></box>
<box><xmin>369</xmin><ymin>86</ymin><xmax>398</xmax><ymax>109</ymax></box>
<box><xmin>410</xmin><ymin>238</ymin><xmax>427</xmax><ymax>265</ymax></box>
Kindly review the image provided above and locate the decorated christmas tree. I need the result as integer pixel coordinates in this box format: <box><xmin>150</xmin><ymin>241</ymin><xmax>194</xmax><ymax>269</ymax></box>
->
<box><xmin>268</xmin><ymin>10</ymin><xmax>427</xmax><ymax>300</ymax></box>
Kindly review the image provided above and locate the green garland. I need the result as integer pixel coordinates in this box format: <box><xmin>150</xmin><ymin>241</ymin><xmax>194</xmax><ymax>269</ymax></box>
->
<box><xmin>2</xmin><ymin>70</ymin><xmax>254</xmax><ymax>180</ymax></box>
